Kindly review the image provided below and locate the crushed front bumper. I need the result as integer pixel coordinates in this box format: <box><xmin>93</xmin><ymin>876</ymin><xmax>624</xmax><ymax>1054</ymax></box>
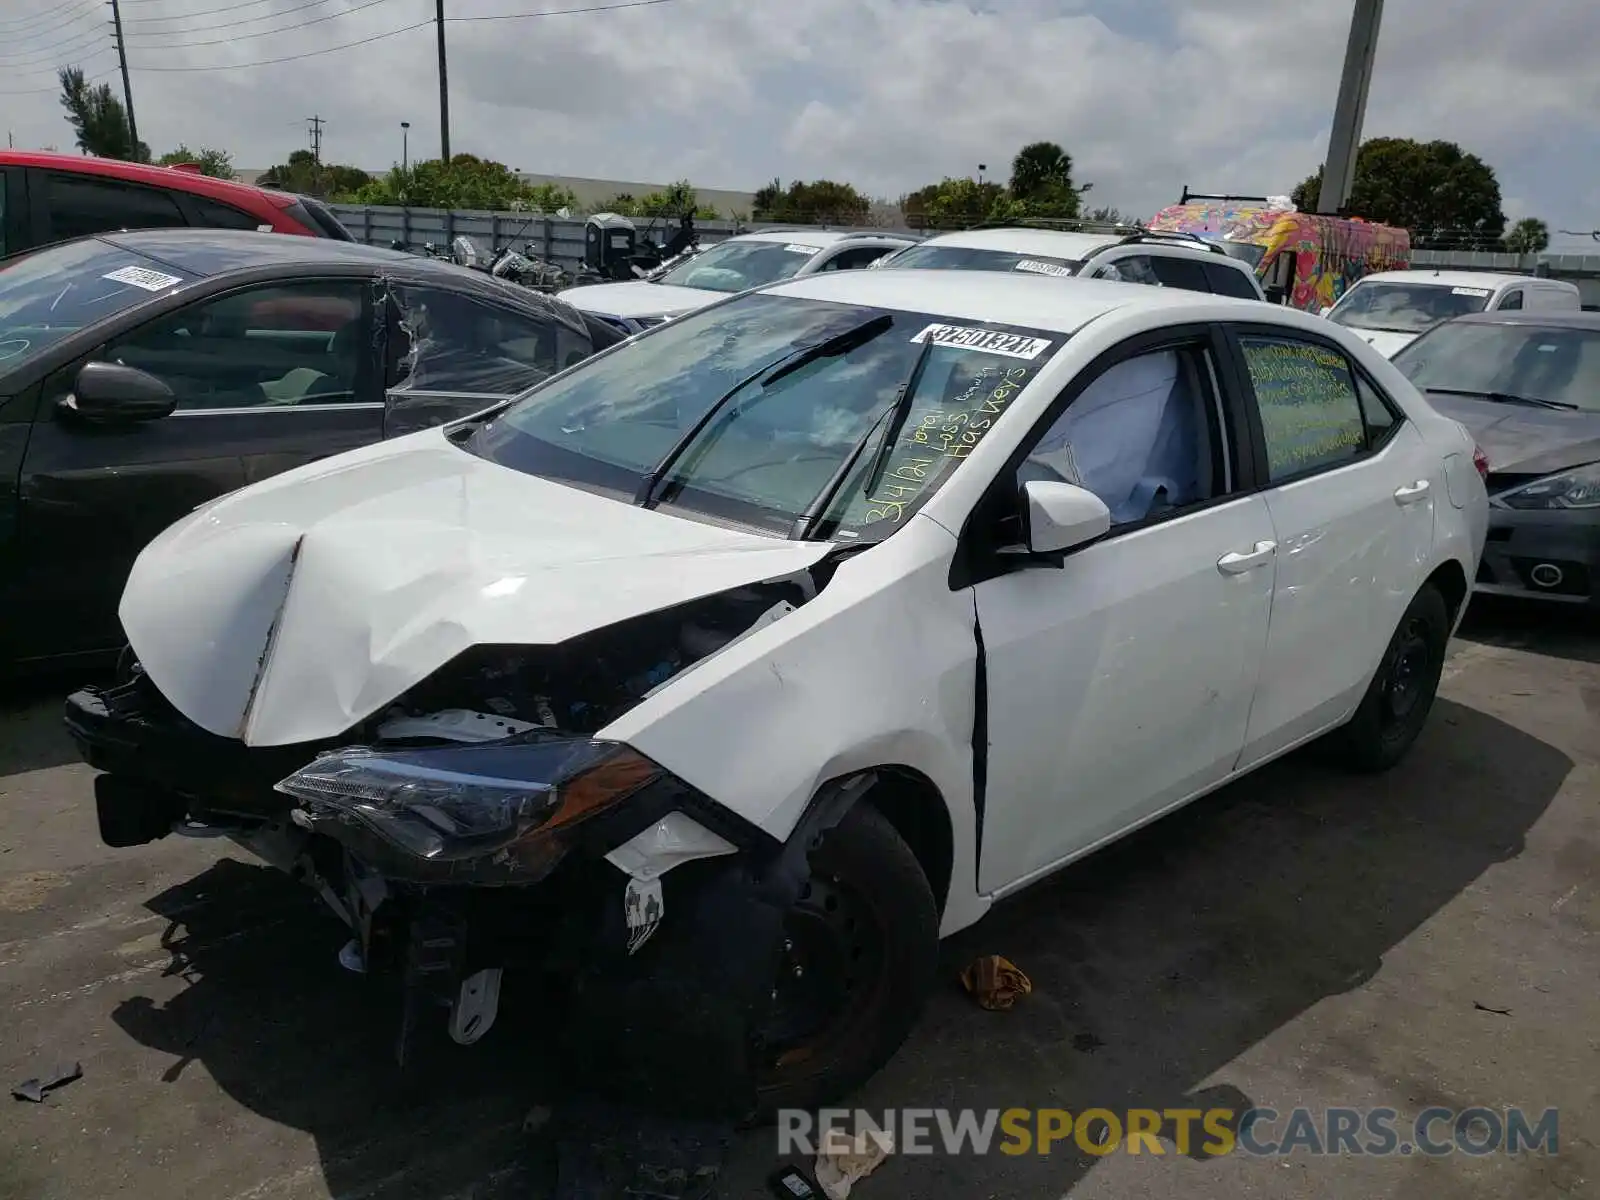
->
<box><xmin>64</xmin><ymin>670</ymin><xmax>798</xmax><ymax>1112</ymax></box>
<box><xmin>1475</xmin><ymin>507</ymin><xmax>1600</xmax><ymax>608</ymax></box>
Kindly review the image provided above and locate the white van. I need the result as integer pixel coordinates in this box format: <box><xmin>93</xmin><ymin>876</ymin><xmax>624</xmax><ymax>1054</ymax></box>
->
<box><xmin>1324</xmin><ymin>270</ymin><xmax>1581</xmax><ymax>357</ymax></box>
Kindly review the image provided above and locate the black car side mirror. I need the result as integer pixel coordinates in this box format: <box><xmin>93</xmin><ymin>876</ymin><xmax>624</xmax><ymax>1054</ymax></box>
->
<box><xmin>62</xmin><ymin>361</ymin><xmax>177</xmax><ymax>423</ymax></box>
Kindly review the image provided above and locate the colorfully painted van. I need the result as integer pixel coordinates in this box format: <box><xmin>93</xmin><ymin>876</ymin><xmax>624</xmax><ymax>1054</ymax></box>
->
<box><xmin>1147</xmin><ymin>198</ymin><xmax>1410</xmax><ymax>313</ymax></box>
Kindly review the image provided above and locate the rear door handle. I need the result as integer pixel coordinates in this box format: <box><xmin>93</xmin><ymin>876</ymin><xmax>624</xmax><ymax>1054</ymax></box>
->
<box><xmin>1217</xmin><ymin>540</ymin><xmax>1277</xmax><ymax>575</ymax></box>
<box><xmin>1394</xmin><ymin>480</ymin><xmax>1431</xmax><ymax>505</ymax></box>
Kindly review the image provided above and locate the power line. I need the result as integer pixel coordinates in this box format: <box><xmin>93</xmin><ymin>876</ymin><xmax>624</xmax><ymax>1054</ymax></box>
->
<box><xmin>129</xmin><ymin>0</ymin><xmax>393</xmax><ymax>50</ymax></box>
<box><xmin>0</xmin><ymin>65</ymin><xmax>118</xmax><ymax>96</ymax></box>
<box><xmin>123</xmin><ymin>0</ymin><xmax>313</xmax><ymax>23</ymax></box>
<box><xmin>128</xmin><ymin>0</ymin><xmax>349</xmax><ymax>36</ymax></box>
<box><xmin>124</xmin><ymin>0</ymin><xmax>683</xmax><ymax>72</ymax></box>
<box><xmin>0</xmin><ymin>23</ymin><xmax>112</xmax><ymax>65</ymax></box>
<box><xmin>0</xmin><ymin>0</ymin><xmax>102</xmax><ymax>34</ymax></box>
<box><xmin>446</xmin><ymin>0</ymin><xmax>680</xmax><ymax>21</ymax></box>
<box><xmin>132</xmin><ymin>18</ymin><xmax>433</xmax><ymax>70</ymax></box>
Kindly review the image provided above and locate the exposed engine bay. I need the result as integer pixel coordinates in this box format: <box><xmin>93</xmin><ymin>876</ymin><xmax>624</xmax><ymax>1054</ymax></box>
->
<box><xmin>381</xmin><ymin>577</ymin><xmax>812</xmax><ymax>741</ymax></box>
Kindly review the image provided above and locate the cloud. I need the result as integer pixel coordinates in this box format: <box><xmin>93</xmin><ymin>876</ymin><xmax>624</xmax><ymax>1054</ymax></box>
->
<box><xmin>5</xmin><ymin>0</ymin><xmax>1596</xmax><ymax>241</ymax></box>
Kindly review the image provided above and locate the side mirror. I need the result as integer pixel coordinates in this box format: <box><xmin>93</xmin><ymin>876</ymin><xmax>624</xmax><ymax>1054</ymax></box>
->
<box><xmin>1020</xmin><ymin>479</ymin><xmax>1110</xmax><ymax>556</ymax></box>
<box><xmin>63</xmin><ymin>361</ymin><xmax>177</xmax><ymax>422</ymax></box>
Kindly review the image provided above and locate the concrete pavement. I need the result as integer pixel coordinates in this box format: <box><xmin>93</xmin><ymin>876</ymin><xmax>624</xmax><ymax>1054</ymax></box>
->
<box><xmin>0</xmin><ymin>600</ymin><xmax>1594</xmax><ymax>1199</ymax></box>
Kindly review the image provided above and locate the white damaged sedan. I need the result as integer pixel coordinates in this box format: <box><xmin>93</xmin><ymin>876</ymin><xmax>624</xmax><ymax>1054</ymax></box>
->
<box><xmin>67</xmin><ymin>269</ymin><xmax>1488</xmax><ymax>1113</ymax></box>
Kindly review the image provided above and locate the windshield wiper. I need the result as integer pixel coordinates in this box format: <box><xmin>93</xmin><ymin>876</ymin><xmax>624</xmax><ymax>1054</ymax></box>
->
<box><xmin>791</xmin><ymin>334</ymin><xmax>937</xmax><ymax>540</ymax></box>
<box><xmin>634</xmin><ymin>313</ymin><xmax>894</xmax><ymax>508</ymax></box>
<box><xmin>1424</xmin><ymin>387</ymin><xmax>1579</xmax><ymax>411</ymax></box>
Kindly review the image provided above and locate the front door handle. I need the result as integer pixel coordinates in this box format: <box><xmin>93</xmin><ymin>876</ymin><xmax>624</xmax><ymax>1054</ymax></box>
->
<box><xmin>1394</xmin><ymin>480</ymin><xmax>1431</xmax><ymax>505</ymax></box>
<box><xmin>1217</xmin><ymin>540</ymin><xmax>1277</xmax><ymax>575</ymax></box>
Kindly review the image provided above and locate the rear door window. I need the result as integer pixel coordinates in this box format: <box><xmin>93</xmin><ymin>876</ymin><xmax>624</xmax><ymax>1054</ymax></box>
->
<box><xmin>1148</xmin><ymin>255</ymin><xmax>1210</xmax><ymax>293</ymax></box>
<box><xmin>1203</xmin><ymin>261</ymin><xmax>1261</xmax><ymax>299</ymax></box>
<box><xmin>42</xmin><ymin>172</ymin><xmax>187</xmax><ymax>243</ymax></box>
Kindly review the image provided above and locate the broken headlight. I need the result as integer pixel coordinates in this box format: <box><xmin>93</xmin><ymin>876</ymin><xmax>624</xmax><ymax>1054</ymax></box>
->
<box><xmin>275</xmin><ymin>736</ymin><xmax>662</xmax><ymax>880</ymax></box>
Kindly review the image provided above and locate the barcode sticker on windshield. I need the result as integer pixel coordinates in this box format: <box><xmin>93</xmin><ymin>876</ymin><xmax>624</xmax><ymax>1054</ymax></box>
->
<box><xmin>1013</xmin><ymin>259</ymin><xmax>1074</xmax><ymax>277</ymax></box>
<box><xmin>103</xmin><ymin>266</ymin><xmax>183</xmax><ymax>292</ymax></box>
<box><xmin>910</xmin><ymin>323</ymin><xmax>1053</xmax><ymax>360</ymax></box>
<box><xmin>1451</xmin><ymin>287</ymin><xmax>1491</xmax><ymax>297</ymax></box>
<box><xmin>784</xmin><ymin>243</ymin><xmax>822</xmax><ymax>254</ymax></box>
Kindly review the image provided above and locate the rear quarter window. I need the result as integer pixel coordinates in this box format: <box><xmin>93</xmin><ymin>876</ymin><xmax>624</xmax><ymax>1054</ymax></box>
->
<box><xmin>186</xmin><ymin>196</ymin><xmax>270</xmax><ymax>231</ymax></box>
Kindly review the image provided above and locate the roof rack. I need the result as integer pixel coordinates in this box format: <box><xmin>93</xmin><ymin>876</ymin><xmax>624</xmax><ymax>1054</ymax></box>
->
<box><xmin>1115</xmin><ymin>229</ymin><xmax>1228</xmax><ymax>256</ymax></box>
<box><xmin>1177</xmin><ymin>187</ymin><xmax>1273</xmax><ymax>205</ymax></box>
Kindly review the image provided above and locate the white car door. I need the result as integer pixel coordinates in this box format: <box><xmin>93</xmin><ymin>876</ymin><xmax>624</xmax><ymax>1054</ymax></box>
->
<box><xmin>1227</xmin><ymin>327</ymin><xmax>1437</xmax><ymax>770</ymax></box>
<box><xmin>966</xmin><ymin>328</ymin><xmax>1278</xmax><ymax>895</ymax></box>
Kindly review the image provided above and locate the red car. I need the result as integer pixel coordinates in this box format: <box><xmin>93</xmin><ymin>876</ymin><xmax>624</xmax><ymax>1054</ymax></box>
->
<box><xmin>0</xmin><ymin>150</ymin><xmax>354</xmax><ymax>259</ymax></box>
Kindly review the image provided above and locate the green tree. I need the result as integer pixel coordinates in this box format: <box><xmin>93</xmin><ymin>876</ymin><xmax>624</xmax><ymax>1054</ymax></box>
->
<box><xmin>753</xmin><ymin>178</ymin><xmax>872</xmax><ymax>225</ymax></box>
<box><xmin>629</xmin><ymin>179</ymin><xmax>718</xmax><ymax>220</ymax></box>
<box><xmin>1291</xmin><ymin>137</ymin><xmax>1506</xmax><ymax>249</ymax></box>
<box><xmin>346</xmin><ymin>155</ymin><xmax>576</xmax><ymax>210</ymax></box>
<box><xmin>57</xmin><ymin>66</ymin><xmax>149</xmax><ymax>161</ymax></box>
<box><xmin>1503</xmin><ymin>217</ymin><xmax>1550</xmax><ymax>255</ymax></box>
<box><xmin>901</xmin><ymin>178</ymin><xmax>1014</xmax><ymax>229</ymax></box>
<box><xmin>157</xmin><ymin>144</ymin><xmax>235</xmax><ymax>179</ymax></box>
<box><xmin>257</xmin><ymin>149</ymin><xmax>370</xmax><ymax>198</ymax></box>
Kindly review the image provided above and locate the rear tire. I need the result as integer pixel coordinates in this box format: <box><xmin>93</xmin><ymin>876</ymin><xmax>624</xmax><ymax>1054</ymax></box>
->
<box><xmin>1330</xmin><ymin>583</ymin><xmax>1450</xmax><ymax>773</ymax></box>
<box><xmin>752</xmin><ymin>802</ymin><xmax>938</xmax><ymax>1118</ymax></box>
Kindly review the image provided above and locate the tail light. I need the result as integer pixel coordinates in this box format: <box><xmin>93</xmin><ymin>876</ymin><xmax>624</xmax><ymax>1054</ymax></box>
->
<box><xmin>1472</xmin><ymin>443</ymin><xmax>1490</xmax><ymax>480</ymax></box>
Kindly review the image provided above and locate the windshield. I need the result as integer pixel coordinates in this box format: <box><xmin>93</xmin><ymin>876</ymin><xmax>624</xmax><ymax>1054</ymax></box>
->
<box><xmin>1392</xmin><ymin>321</ymin><xmax>1600</xmax><ymax>412</ymax></box>
<box><xmin>880</xmin><ymin>243</ymin><xmax>1081</xmax><ymax>277</ymax></box>
<box><xmin>1216</xmin><ymin>240</ymin><xmax>1265</xmax><ymax>269</ymax></box>
<box><xmin>0</xmin><ymin>238</ymin><xmax>189</xmax><ymax>374</ymax></box>
<box><xmin>468</xmin><ymin>292</ymin><xmax>1064</xmax><ymax>540</ymax></box>
<box><xmin>654</xmin><ymin>238</ymin><xmax>822</xmax><ymax>293</ymax></box>
<box><xmin>1329</xmin><ymin>281</ymin><xmax>1491</xmax><ymax>333</ymax></box>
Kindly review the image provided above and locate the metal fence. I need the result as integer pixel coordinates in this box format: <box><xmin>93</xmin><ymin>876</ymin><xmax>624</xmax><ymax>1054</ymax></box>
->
<box><xmin>329</xmin><ymin>203</ymin><xmax>1600</xmax><ymax>303</ymax></box>
<box><xmin>327</xmin><ymin>204</ymin><xmax>886</xmax><ymax>269</ymax></box>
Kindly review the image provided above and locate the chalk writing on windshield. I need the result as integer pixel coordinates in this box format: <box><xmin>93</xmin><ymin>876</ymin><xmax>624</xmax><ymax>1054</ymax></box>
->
<box><xmin>859</xmin><ymin>362</ymin><xmax>1032</xmax><ymax>524</ymax></box>
<box><xmin>1240</xmin><ymin>338</ymin><xmax>1367</xmax><ymax>479</ymax></box>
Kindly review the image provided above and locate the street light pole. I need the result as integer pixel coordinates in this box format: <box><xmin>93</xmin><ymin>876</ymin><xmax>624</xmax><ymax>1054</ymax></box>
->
<box><xmin>1317</xmin><ymin>0</ymin><xmax>1384</xmax><ymax>215</ymax></box>
<box><xmin>401</xmin><ymin>121</ymin><xmax>410</xmax><ymax>172</ymax></box>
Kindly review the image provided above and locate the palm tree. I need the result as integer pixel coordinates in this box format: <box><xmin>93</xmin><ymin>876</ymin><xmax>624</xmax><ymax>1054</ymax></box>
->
<box><xmin>1504</xmin><ymin>217</ymin><xmax>1550</xmax><ymax>255</ymax></box>
<box><xmin>1008</xmin><ymin>141</ymin><xmax>1074</xmax><ymax>200</ymax></box>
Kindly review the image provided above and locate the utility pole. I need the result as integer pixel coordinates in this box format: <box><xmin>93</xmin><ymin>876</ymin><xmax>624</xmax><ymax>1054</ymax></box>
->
<box><xmin>435</xmin><ymin>0</ymin><xmax>450</xmax><ymax>162</ymax></box>
<box><xmin>108</xmin><ymin>0</ymin><xmax>140</xmax><ymax>157</ymax></box>
<box><xmin>306</xmin><ymin>115</ymin><xmax>325</xmax><ymax>164</ymax></box>
<box><xmin>1317</xmin><ymin>0</ymin><xmax>1384</xmax><ymax>216</ymax></box>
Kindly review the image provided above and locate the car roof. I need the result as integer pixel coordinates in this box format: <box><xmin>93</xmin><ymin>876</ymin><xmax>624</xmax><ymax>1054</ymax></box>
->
<box><xmin>765</xmin><ymin>267</ymin><xmax>1239</xmax><ymax>334</ymax></box>
<box><xmin>1357</xmin><ymin>269</ymin><xmax>1548</xmax><ymax>289</ymax></box>
<box><xmin>1450</xmin><ymin>310</ymin><xmax>1600</xmax><ymax>331</ymax></box>
<box><xmin>725</xmin><ymin>229</ymin><xmax>856</xmax><ymax>248</ymax></box>
<box><xmin>915</xmin><ymin>226</ymin><xmax>1119</xmax><ymax>259</ymax></box>
<box><xmin>97</xmin><ymin>227</ymin><xmax>428</xmax><ymax>276</ymax></box>
<box><xmin>84</xmin><ymin>229</ymin><xmax>583</xmax><ymax>318</ymax></box>
<box><xmin>0</xmin><ymin>150</ymin><xmax>295</xmax><ymax>211</ymax></box>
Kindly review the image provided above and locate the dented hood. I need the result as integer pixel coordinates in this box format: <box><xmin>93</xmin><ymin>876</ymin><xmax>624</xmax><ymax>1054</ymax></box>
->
<box><xmin>119</xmin><ymin>429</ymin><xmax>831</xmax><ymax>747</ymax></box>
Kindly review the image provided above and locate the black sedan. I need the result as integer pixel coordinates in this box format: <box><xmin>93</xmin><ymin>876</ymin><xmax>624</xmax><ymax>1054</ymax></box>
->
<box><xmin>1391</xmin><ymin>310</ymin><xmax>1600</xmax><ymax>608</ymax></box>
<box><xmin>0</xmin><ymin>229</ymin><xmax>624</xmax><ymax>672</ymax></box>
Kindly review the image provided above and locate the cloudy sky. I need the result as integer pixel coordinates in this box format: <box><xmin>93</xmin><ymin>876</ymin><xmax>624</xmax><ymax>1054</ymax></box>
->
<box><xmin>4</xmin><ymin>0</ymin><xmax>1597</xmax><ymax>248</ymax></box>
